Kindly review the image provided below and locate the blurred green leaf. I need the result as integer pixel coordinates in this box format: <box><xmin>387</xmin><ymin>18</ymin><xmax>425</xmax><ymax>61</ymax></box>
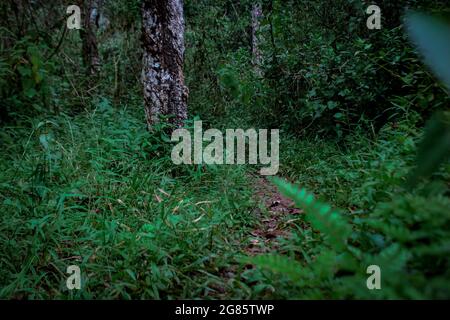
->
<box><xmin>406</xmin><ymin>11</ymin><xmax>450</xmax><ymax>90</ymax></box>
<box><xmin>408</xmin><ymin>111</ymin><xmax>450</xmax><ymax>186</ymax></box>
<box><xmin>405</xmin><ymin>12</ymin><xmax>450</xmax><ymax>187</ymax></box>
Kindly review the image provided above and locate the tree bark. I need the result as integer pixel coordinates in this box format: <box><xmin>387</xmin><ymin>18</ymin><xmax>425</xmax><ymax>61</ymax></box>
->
<box><xmin>141</xmin><ymin>0</ymin><xmax>188</xmax><ymax>130</ymax></box>
<box><xmin>251</xmin><ymin>2</ymin><xmax>263</xmax><ymax>77</ymax></box>
<box><xmin>80</xmin><ymin>0</ymin><xmax>100</xmax><ymax>76</ymax></box>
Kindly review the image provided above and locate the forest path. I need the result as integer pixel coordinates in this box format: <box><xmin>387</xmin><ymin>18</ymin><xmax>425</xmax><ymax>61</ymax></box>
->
<box><xmin>210</xmin><ymin>175</ymin><xmax>304</xmax><ymax>298</ymax></box>
<box><xmin>245</xmin><ymin>175</ymin><xmax>303</xmax><ymax>255</ymax></box>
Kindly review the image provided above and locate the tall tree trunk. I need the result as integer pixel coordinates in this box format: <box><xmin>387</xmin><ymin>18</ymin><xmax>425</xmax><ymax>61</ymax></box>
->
<box><xmin>251</xmin><ymin>2</ymin><xmax>263</xmax><ymax>77</ymax></box>
<box><xmin>80</xmin><ymin>0</ymin><xmax>100</xmax><ymax>76</ymax></box>
<box><xmin>141</xmin><ymin>0</ymin><xmax>188</xmax><ymax>130</ymax></box>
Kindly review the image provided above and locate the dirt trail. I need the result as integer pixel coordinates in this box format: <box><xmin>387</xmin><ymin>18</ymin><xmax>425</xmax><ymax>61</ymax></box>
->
<box><xmin>245</xmin><ymin>176</ymin><xmax>303</xmax><ymax>255</ymax></box>
<box><xmin>209</xmin><ymin>175</ymin><xmax>303</xmax><ymax>297</ymax></box>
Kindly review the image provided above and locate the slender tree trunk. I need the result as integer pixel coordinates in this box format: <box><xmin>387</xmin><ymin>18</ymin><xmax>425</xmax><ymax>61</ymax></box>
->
<box><xmin>141</xmin><ymin>0</ymin><xmax>188</xmax><ymax>130</ymax></box>
<box><xmin>80</xmin><ymin>0</ymin><xmax>100</xmax><ymax>76</ymax></box>
<box><xmin>251</xmin><ymin>2</ymin><xmax>263</xmax><ymax>77</ymax></box>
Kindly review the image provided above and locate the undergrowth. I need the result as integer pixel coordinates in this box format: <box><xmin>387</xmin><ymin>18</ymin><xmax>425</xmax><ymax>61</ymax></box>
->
<box><xmin>245</xmin><ymin>116</ymin><xmax>450</xmax><ymax>299</ymax></box>
<box><xmin>0</xmin><ymin>101</ymin><xmax>256</xmax><ymax>299</ymax></box>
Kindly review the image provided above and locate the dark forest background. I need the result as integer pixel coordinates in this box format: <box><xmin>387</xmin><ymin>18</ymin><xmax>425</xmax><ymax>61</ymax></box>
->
<box><xmin>0</xmin><ymin>0</ymin><xmax>449</xmax><ymax>299</ymax></box>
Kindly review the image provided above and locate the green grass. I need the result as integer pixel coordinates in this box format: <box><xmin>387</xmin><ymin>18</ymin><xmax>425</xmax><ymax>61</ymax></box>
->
<box><xmin>0</xmin><ymin>103</ymin><xmax>258</xmax><ymax>299</ymax></box>
<box><xmin>1</xmin><ymin>102</ymin><xmax>448</xmax><ymax>299</ymax></box>
<box><xmin>279</xmin><ymin>120</ymin><xmax>421</xmax><ymax>210</ymax></box>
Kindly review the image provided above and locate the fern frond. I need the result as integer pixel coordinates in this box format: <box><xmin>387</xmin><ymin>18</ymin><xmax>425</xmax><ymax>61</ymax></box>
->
<box><xmin>271</xmin><ymin>177</ymin><xmax>351</xmax><ymax>250</ymax></box>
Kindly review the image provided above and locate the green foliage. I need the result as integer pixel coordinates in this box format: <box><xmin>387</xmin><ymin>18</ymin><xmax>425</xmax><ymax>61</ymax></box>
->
<box><xmin>406</xmin><ymin>11</ymin><xmax>450</xmax><ymax>91</ymax></box>
<box><xmin>105</xmin><ymin>0</ymin><xmax>141</xmax><ymax>29</ymax></box>
<box><xmin>0</xmin><ymin>106</ymin><xmax>257</xmax><ymax>299</ymax></box>
<box><xmin>1</xmin><ymin>0</ymin><xmax>449</xmax><ymax>301</ymax></box>
<box><xmin>203</xmin><ymin>0</ymin><xmax>450</xmax><ymax>136</ymax></box>
<box><xmin>185</xmin><ymin>0</ymin><xmax>254</xmax><ymax>126</ymax></box>
<box><xmin>405</xmin><ymin>12</ymin><xmax>450</xmax><ymax>187</ymax></box>
<box><xmin>271</xmin><ymin>177</ymin><xmax>351</xmax><ymax>250</ymax></box>
<box><xmin>247</xmin><ymin>8</ymin><xmax>450</xmax><ymax>299</ymax></box>
<box><xmin>408</xmin><ymin>112</ymin><xmax>450</xmax><ymax>186</ymax></box>
<box><xmin>252</xmin><ymin>172</ymin><xmax>450</xmax><ymax>298</ymax></box>
<box><xmin>0</xmin><ymin>37</ymin><xmax>53</xmax><ymax>119</ymax></box>
<box><xmin>246</xmin><ymin>251</ymin><xmax>339</xmax><ymax>299</ymax></box>
<box><xmin>248</xmin><ymin>113</ymin><xmax>449</xmax><ymax>298</ymax></box>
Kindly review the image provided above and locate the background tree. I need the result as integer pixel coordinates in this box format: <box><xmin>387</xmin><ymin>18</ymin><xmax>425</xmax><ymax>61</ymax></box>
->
<box><xmin>251</xmin><ymin>2</ymin><xmax>263</xmax><ymax>77</ymax></box>
<box><xmin>80</xmin><ymin>0</ymin><xmax>100</xmax><ymax>75</ymax></box>
<box><xmin>141</xmin><ymin>0</ymin><xmax>188</xmax><ymax>130</ymax></box>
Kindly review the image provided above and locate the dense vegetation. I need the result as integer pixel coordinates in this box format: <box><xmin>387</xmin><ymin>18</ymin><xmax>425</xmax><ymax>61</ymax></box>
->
<box><xmin>0</xmin><ymin>0</ymin><xmax>449</xmax><ymax>299</ymax></box>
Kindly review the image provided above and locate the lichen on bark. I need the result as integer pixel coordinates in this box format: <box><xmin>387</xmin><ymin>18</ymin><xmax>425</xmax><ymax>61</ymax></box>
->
<box><xmin>142</xmin><ymin>0</ymin><xmax>188</xmax><ymax>130</ymax></box>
